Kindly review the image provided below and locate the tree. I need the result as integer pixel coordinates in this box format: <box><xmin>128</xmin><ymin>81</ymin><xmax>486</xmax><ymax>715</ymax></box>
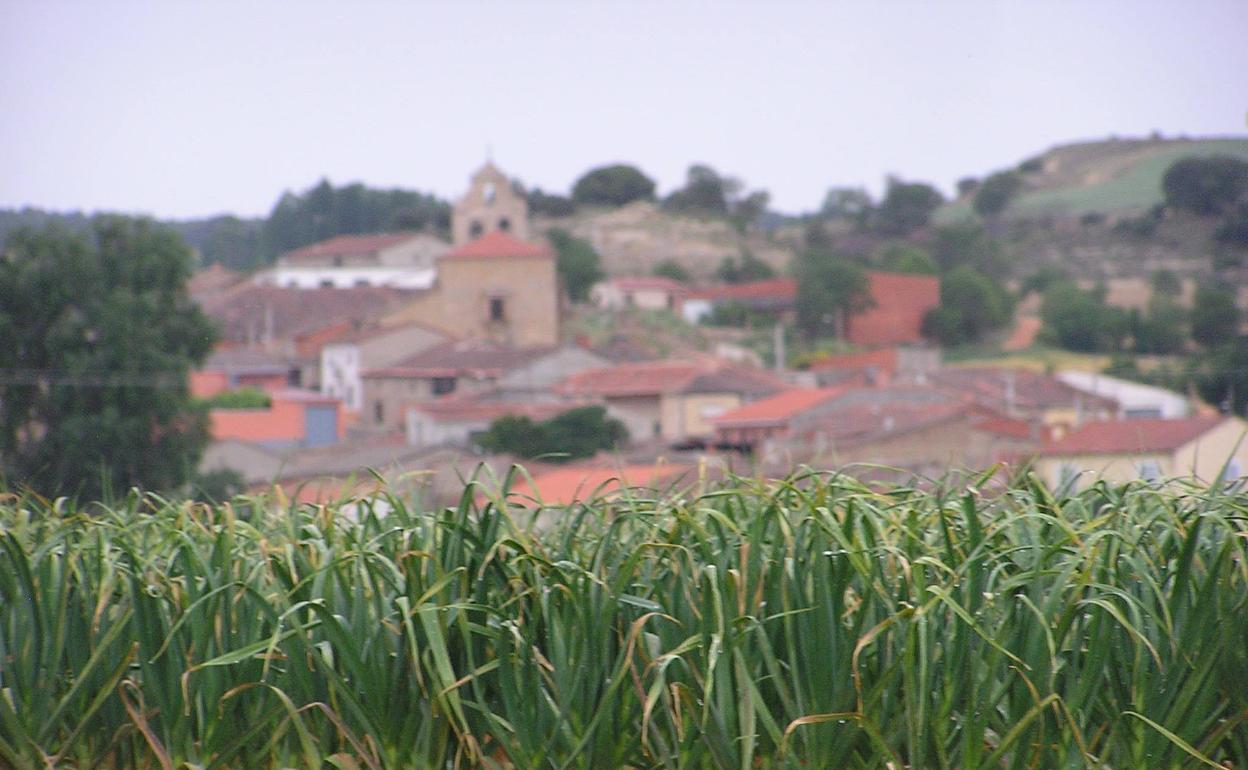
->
<box><xmin>1190</xmin><ymin>286</ymin><xmax>1240</xmax><ymax>348</ymax></box>
<box><xmin>0</xmin><ymin>218</ymin><xmax>217</xmax><ymax>498</ymax></box>
<box><xmin>875</xmin><ymin>178</ymin><xmax>943</xmax><ymax>236</ymax></box>
<box><xmin>527</xmin><ymin>188</ymin><xmax>576</xmax><ymax>217</ymax></box>
<box><xmin>921</xmin><ymin>266</ymin><xmax>1012</xmax><ymax>345</ymax></box>
<box><xmin>1040</xmin><ymin>282</ymin><xmax>1128</xmax><ymax>352</ymax></box>
<box><xmin>1130</xmin><ymin>299</ymin><xmax>1187</xmax><ymax>354</ymax></box>
<box><xmin>821</xmin><ymin>187</ymin><xmax>873</xmax><ymax>225</ymax></box>
<box><xmin>477</xmin><ymin>406</ymin><xmax>627</xmax><ymax>462</ymax></box>
<box><xmin>1214</xmin><ymin>200</ymin><xmax>1248</xmax><ymax>249</ymax></box>
<box><xmin>973</xmin><ymin>171</ymin><xmax>1023</xmax><ymax>218</ymax></box>
<box><xmin>794</xmin><ymin>245</ymin><xmax>873</xmax><ymax>341</ymax></box>
<box><xmin>931</xmin><ymin>221</ymin><xmax>1012</xmax><ymax>279</ymax></box>
<box><xmin>546</xmin><ymin>228</ymin><xmax>604</xmax><ymax>303</ymax></box>
<box><xmin>1195</xmin><ymin>337</ymin><xmax>1248</xmax><ymax>415</ymax></box>
<box><xmin>571</xmin><ymin>164</ymin><xmax>656</xmax><ymax>207</ymax></box>
<box><xmin>875</xmin><ymin>242</ymin><xmax>937</xmax><ymax>275</ymax></box>
<box><xmin>730</xmin><ymin>190</ymin><xmax>770</xmax><ymax>233</ymax></box>
<box><xmin>1151</xmin><ymin>269</ymin><xmax>1182</xmax><ymax>298</ymax></box>
<box><xmin>716</xmin><ymin>251</ymin><xmax>777</xmax><ymax>283</ymax></box>
<box><xmin>1162</xmin><ymin>155</ymin><xmax>1248</xmax><ymax>216</ymax></box>
<box><xmin>652</xmin><ymin>259</ymin><xmax>690</xmax><ymax>283</ymax></box>
<box><xmin>664</xmin><ymin>164</ymin><xmax>738</xmax><ymax>215</ymax></box>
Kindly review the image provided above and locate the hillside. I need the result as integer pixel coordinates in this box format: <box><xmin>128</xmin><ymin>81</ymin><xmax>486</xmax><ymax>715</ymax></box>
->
<box><xmin>939</xmin><ymin>135</ymin><xmax>1248</xmax><ymax>222</ymax></box>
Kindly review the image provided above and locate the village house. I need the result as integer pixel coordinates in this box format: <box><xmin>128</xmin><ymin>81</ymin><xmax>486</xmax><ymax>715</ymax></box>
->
<box><xmin>405</xmin><ymin>393</ymin><xmax>591</xmax><ymax>449</ymax></box>
<box><xmin>555</xmin><ymin>360</ymin><xmax>787</xmax><ymax>443</ymax></box>
<box><xmin>1033</xmin><ymin>415</ymin><xmax>1248</xmax><ymax>488</ymax></box>
<box><xmin>190</xmin><ymin>348</ymin><xmax>294</xmax><ymax>398</ymax></box>
<box><xmin>362</xmin><ymin>341</ymin><xmax>607</xmax><ymax>433</ymax></box>
<box><xmin>1055</xmin><ymin>370</ymin><xmax>1192</xmax><ymax>419</ymax></box>
<box><xmin>208</xmin><ymin>388</ymin><xmax>345</xmax><ymax>449</ymax></box>
<box><xmin>254</xmin><ymin>232</ymin><xmax>449</xmax><ymax>289</ymax></box>
<box><xmin>591</xmin><ymin>276</ymin><xmax>688</xmax><ymax>311</ymax></box>
<box><xmin>928</xmin><ymin>367</ymin><xmax>1118</xmax><ymax>428</ymax></box>
<box><xmin>805</xmin><ymin>346</ymin><xmax>942</xmax><ymax>387</ymax></box>
<box><xmin>319</xmin><ymin>320</ymin><xmax>449</xmax><ymax>412</ymax></box>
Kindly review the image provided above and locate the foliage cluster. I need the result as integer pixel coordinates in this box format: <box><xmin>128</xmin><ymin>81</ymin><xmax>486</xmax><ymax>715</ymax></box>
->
<box><xmin>200</xmin><ymin>387</ymin><xmax>272</xmax><ymax>410</ymax></box>
<box><xmin>476</xmin><ymin>405</ymin><xmax>627</xmax><ymax>462</ymax></box>
<box><xmin>2</xmin><ymin>472</ymin><xmax>1246</xmax><ymax>768</ymax></box>
<box><xmin>546</xmin><ymin>228</ymin><xmax>605</xmax><ymax>303</ymax></box>
<box><xmin>0</xmin><ymin>219</ymin><xmax>215</xmax><ymax>500</ymax></box>
<box><xmin>571</xmin><ymin>164</ymin><xmax>656</xmax><ymax>207</ymax></box>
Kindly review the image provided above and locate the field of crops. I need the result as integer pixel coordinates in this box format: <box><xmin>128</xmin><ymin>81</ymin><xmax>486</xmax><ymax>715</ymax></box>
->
<box><xmin>2</xmin><ymin>469</ymin><xmax>1247</xmax><ymax>769</ymax></box>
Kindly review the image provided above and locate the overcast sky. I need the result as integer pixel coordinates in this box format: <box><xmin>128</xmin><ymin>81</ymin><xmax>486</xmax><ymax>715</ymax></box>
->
<box><xmin>2</xmin><ymin>0</ymin><xmax>1245</xmax><ymax>219</ymax></box>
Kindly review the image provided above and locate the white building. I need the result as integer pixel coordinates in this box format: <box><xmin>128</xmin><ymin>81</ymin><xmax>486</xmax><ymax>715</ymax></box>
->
<box><xmin>591</xmin><ymin>276</ymin><xmax>688</xmax><ymax>312</ymax></box>
<box><xmin>254</xmin><ymin>232</ymin><xmax>448</xmax><ymax>290</ymax></box>
<box><xmin>1057</xmin><ymin>370</ymin><xmax>1192</xmax><ymax>420</ymax></box>
<box><xmin>320</xmin><ymin>321</ymin><xmax>448</xmax><ymax>413</ymax></box>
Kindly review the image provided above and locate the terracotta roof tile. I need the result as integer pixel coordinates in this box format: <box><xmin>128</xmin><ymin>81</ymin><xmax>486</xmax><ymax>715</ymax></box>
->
<box><xmin>1040</xmin><ymin>416</ymin><xmax>1230</xmax><ymax>456</ymax></box>
<box><xmin>441</xmin><ymin>231</ymin><xmax>552</xmax><ymax>261</ymax></box>
<box><xmin>713</xmin><ymin>387</ymin><xmax>849</xmax><ymax>427</ymax></box>
<box><xmin>846</xmin><ymin>272</ymin><xmax>940</xmax><ymax>347</ymax></box>
<box><xmin>200</xmin><ymin>285</ymin><xmax>417</xmax><ymax>345</ymax></box>
<box><xmin>364</xmin><ymin>341</ymin><xmax>553</xmax><ymax>379</ymax></box>
<box><xmin>557</xmin><ymin>361</ymin><xmax>706</xmax><ymax>397</ymax></box>
<box><xmin>506</xmin><ymin>464</ymin><xmax>690</xmax><ymax>506</ymax></box>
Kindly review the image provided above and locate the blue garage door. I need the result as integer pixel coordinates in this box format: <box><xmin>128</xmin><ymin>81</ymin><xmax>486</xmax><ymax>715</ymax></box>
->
<box><xmin>304</xmin><ymin>406</ymin><xmax>338</xmax><ymax>447</ymax></box>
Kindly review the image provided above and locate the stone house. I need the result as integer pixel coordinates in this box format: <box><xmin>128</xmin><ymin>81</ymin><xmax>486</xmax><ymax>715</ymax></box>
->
<box><xmin>255</xmin><ymin>232</ymin><xmax>448</xmax><ymax>289</ymax></box>
<box><xmin>363</xmin><ymin>342</ymin><xmax>607</xmax><ymax>433</ymax></box>
<box><xmin>1033</xmin><ymin>415</ymin><xmax>1248</xmax><ymax>489</ymax></box>
<box><xmin>319</xmin><ymin>321</ymin><xmax>448</xmax><ymax>412</ymax></box>
<box><xmin>555</xmin><ymin>360</ymin><xmax>787</xmax><ymax>443</ymax></box>
<box><xmin>591</xmin><ymin>276</ymin><xmax>688</xmax><ymax>312</ymax></box>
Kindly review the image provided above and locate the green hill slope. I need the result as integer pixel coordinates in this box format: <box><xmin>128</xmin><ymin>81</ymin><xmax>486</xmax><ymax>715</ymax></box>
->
<box><xmin>939</xmin><ymin>136</ymin><xmax>1248</xmax><ymax>222</ymax></box>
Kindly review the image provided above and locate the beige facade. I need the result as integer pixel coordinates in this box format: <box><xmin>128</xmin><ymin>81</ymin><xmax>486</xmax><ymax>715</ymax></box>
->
<box><xmin>437</xmin><ymin>254</ymin><xmax>559</xmax><ymax>347</ymax></box>
<box><xmin>452</xmin><ymin>163</ymin><xmax>529</xmax><ymax>246</ymax></box>
<box><xmin>1034</xmin><ymin>417</ymin><xmax>1248</xmax><ymax>488</ymax></box>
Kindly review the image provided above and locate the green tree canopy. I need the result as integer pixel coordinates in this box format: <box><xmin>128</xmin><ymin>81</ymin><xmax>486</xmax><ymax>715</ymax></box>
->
<box><xmin>664</xmin><ymin>164</ymin><xmax>738</xmax><ymax>215</ymax></box>
<box><xmin>921</xmin><ymin>266</ymin><xmax>1012</xmax><ymax>346</ymax></box>
<box><xmin>1040</xmin><ymin>282</ymin><xmax>1128</xmax><ymax>353</ymax></box>
<box><xmin>0</xmin><ymin>218</ymin><xmax>217</xmax><ymax>498</ymax></box>
<box><xmin>821</xmin><ymin>187</ymin><xmax>874</xmax><ymax>225</ymax></box>
<box><xmin>716</xmin><ymin>251</ymin><xmax>777</xmax><ymax>283</ymax></box>
<box><xmin>477</xmin><ymin>406</ymin><xmax>627</xmax><ymax>462</ymax></box>
<box><xmin>571</xmin><ymin>164</ymin><xmax>656</xmax><ymax>207</ymax></box>
<box><xmin>874</xmin><ymin>242</ymin><xmax>937</xmax><ymax>275</ymax></box>
<box><xmin>973</xmin><ymin>171</ymin><xmax>1024</xmax><ymax>218</ymax></box>
<box><xmin>527</xmin><ymin>187</ymin><xmax>577</xmax><ymax>217</ymax></box>
<box><xmin>875</xmin><ymin>178</ymin><xmax>943</xmax><ymax>236</ymax></box>
<box><xmin>1195</xmin><ymin>337</ymin><xmax>1248</xmax><ymax>415</ymax></box>
<box><xmin>652</xmin><ymin>259</ymin><xmax>691</xmax><ymax>283</ymax></box>
<box><xmin>546</xmin><ymin>228</ymin><xmax>604</xmax><ymax>303</ymax></box>
<box><xmin>1190</xmin><ymin>286</ymin><xmax>1241</xmax><ymax>348</ymax></box>
<box><xmin>794</xmin><ymin>241</ymin><xmax>873</xmax><ymax>341</ymax></box>
<box><xmin>1162</xmin><ymin>155</ymin><xmax>1248</xmax><ymax>216</ymax></box>
<box><xmin>931</xmin><ymin>221</ymin><xmax>1012</xmax><ymax>279</ymax></box>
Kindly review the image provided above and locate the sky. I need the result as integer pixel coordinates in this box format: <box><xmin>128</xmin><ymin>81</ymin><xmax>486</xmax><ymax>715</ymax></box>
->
<box><xmin>1</xmin><ymin>0</ymin><xmax>1246</xmax><ymax>220</ymax></box>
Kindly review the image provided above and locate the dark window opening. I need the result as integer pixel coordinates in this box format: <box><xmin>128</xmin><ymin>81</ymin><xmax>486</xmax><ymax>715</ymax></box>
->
<box><xmin>332</xmin><ymin>256</ymin><xmax>344</xmax><ymax>267</ymax></box>
<box><xmin>320</xmin><ymin>279</ymin><xmax>334</xmax><ymax>288</ymax></box>
<box><xmin>374</xmin><ymin>400</ymin><xmax>384</xmax><ymax>424</ymax></box>
<box><xmin>432</xmin><ymin>377</ymin><xmax>457</xmax><ymax>395</ymax></box>
<box><xmin>288</xmin><ymin>367</ymin><xmax>302</xmax><ymax>387</ymax></box>
<box><xmin>498</xmin><ymin>217</ymin><xmax>511</xmax><ymax>231</ymax></box>
<box><xmin>489</xmin><ymin>297</ymin><xmax>506</xmax><ymax>322</ymax></box>
<box><xmin>469</xmin><ymin>220</ymin><xmax>484</xmax><ymax>238</ymax></box>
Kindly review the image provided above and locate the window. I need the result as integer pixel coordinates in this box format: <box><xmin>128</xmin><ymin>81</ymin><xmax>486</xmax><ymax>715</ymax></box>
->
<box><xmin>374</xmin><ymin>400</ymin><xmax>384</xmax><ymax>424</ymax></box>
<box><xmin>489</xmin><ymin>297</ymin><xmax>506</xmax><ymax>322</ymax></box>
<box><xmin>354</xmin><ymin>278</ymin><xmax>370</xmax><ymax>287</ymax></box>
<box><xmin>483</xmin><ymin>182</ymin><xmax>496</xmax><ymax>204</ymax></box>
<box><xmin>320</xmin><ymin>279</ymin><xmax>334</xmax><ymax>288</ymax></box>
<box><xmin>332</xmin><ymin>256</ymin><xmax>344</xmax><ymax>267</ymax></box>
<box><xmin>1137</xmin><ymin>460</ymin><xmax>1162</xmax><ymax>481</ymax></box>
<box><xmin>469</xmin><ymin>220</ymin><xmax>484</xmax><ymax>238</ymax></box>
<box><xmin>432</xmin><ymin>377</ymin><xmax>457</xmax><ymax>395</ymax></box>
<box><xmin>498</xmin><ymin>216</ymin><xmax>511</xmax><ymax>231</ymax></box>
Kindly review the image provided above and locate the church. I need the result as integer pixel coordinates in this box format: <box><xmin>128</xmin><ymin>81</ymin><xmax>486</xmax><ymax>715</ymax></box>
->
<box><xmin>256</xmin><ymin>162</ymin><xmax>561</xmax><ymax>349</ymax></box>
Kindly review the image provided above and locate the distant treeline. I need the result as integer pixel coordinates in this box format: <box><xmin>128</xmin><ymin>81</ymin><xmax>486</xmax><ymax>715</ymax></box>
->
<box><xmin>0</xmin><ymin>179</ymin><xmax>452</xmax><ymax>272</ymax></box>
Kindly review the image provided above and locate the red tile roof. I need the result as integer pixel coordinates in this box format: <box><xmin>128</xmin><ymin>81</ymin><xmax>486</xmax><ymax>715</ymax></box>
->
<box><xmin>802</xmin><ymin>401</ymin><xmax>970</xmax><ymax>446</ymax></box>
<box><xmin>713</xmin><ymin>387</ymin><xmax>849</xmax><ymax>427</ymax></box>
<box><xmin>931</xmin><ymin>368</ymin><xmax>1119</xmax><ymax>415</ymax></box>
<box><xmin>441</xmin><ymin>231</ymin><xmax>552</xmax><ymax>261</ymax></box>
<box><xmin>200</xmin><ymin>285</ymin><xmax>417</xmax><ymax>345</ymax></box>
<box><xmin>846</xmin><ymin>272</ymin><xmax>940</xmax><ymax>347</ymax></box>
<box><xmin>556</xmin><ymin>360</ymin><xmax>782</xmax><ymax>398</ymax></box>
<box><xmin>282</xmin><ymin>232</ymin><xmax>427</xmax><ymax>262</ymax></box>
<box><xmin>972</xmin><ymin>415</ymin><xmax>1034</xmax><ymax>440</ymax></box>
<box><xmin>506</xmin><ymin>464</ymin><xmax>690</xmax><ymax>506</ymax></box>
<box><xmin>1040</xmin><ymin>416</ymin><xmax>1229</xmax><ymax>457</ymax></box>
<box><xmin>364</xmin><ymin>341</ymin><xmax>553</xmax><ymax>379</ymax></box>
